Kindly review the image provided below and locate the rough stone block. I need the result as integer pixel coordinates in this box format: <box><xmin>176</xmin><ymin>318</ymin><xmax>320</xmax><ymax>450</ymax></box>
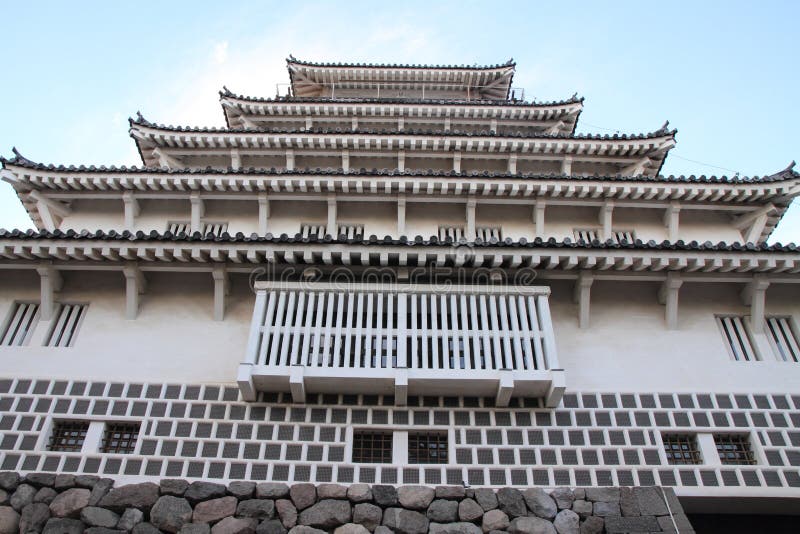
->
<box><xmin>508</xmin><ymin>516</ymin><xmax>557</xmax><ymax>534</ymax></box>
<box><xmin>429</xmin><ymin>522</ymin><xmax>482</xmax><ymax>534</ymax></box>
<box><xmin>193</xmin><ymin>497</ymin><xmax>238</xmax><ymax>524</ymax></box>
<box><xmin>591</xmin><ymin>501</ymin><xmax>620</xmax><ymax>517</ymax></box>
<box><xmin>352</xmin><ymin>503</ymin><xmax>382</xmax><ymax>532</ymax></box>
<box><xmin>150</xmin><ymin>496</ymin><xmax>193</xmax><ymax>533</ymax></box>
<box><xmin>522</xmin><ymin>489</ymin><xmax>557</xmax><ymax>520</ymax></box>
<box><xmin>255</xmin><ymin>519</ymin><xmax>287</xmax><ymax>534</ymax></box>
<box><xmin>633</xmin><ymin>487</ymin><xmax>667</xmax><ymax>516</ymax></box>
<box><xmin>256</xmin><ymin>485</ymin><xmax>290</xmax><ymax>500</ymax></box>
<box><xmin>0</xmin><ymin>506</ymin><xmax>19</xmax><ymax>534</ymax></box>
<box><xmin>427</xmin><ymin>499</ymin><xmax>459</xmax><ymax>523</ymax></box>
<box><xmin>20</xmin><ymin>502</ymin><xmax>51</xmax><ymax>533</ymax></box>
<box><xmin>118</xmin><ymin>508</ymin><xmax>145</xmax><ymax>531</ymax></box>
<box><xmin>161</xmin><ymin>480</ymin><xmax>190</xmax><ymax>498</ymax></box>
<box><xmin>371</xmin><ymin>486</ymin><xmax>397</xmax><ymax>508</ymax></box>
<box><xmin>457</xmin><ymin>498</ymin><xmax>483</xmax><ymax>523</ymax></box>
<box><xmin>584</xmin><ymin>488</ymin><xmax>619</xmax><ymax>503</ymax></box>
<box><xmin>185</xmin><ymin>483</ymin><xmax>227</xmax><ymax>505</ymax></box>
<box><xmin>42</xmin><ymin>517</ymin><xmax>84</xmax><ymax>534</ymax></box>
<box><xmin>98</xmin><ymin>483</ymin><xmax>159</xmax><ymax>513</ymax></box>
<box><xmin>473</xmin><ymin>489</ymin><xmax>498</xmax><ymax>512</ymax></box>
<box><xmin>50</xmin><ymin>488</ymin><xmax>91</xmax><ymax>518</ymax></box>
<box><xmin>435</xmin><ymin>486</ymin><xmax>466</xmax><ymax>500</ymax></box>
<box><xmin>481</xmin><ymin>510</ymin><xmax>509</xmax><ymax>532</ymax></box>
<box><xmin>298</xmin><ymin>499</ymin><xmax>351</xmax><ymax>530</ymax></box>
<box><xmin>397</xmin><ymin>487</ymin><xmax>435</xmax><ymax>511</ymax></box>
<box><xmin>275</xmin><ymin>500</ymin><xmax>297</xmax><ymax>529</ymax></box>
<box><xmin>211</xmin><ymin>517</ymin><xmax>257</xmax><ymax>534</ymax></box>
<box><xmin>552</xmin><ymin>509</ymin><xmax>579</xmax><ymax>534</ymax></box>
<box><xmin>496</xmin><ymin>489</ymin><xmax>526</xmax><ymax>519</ymax></box>
<box><xmin>289</xmin><ymin>485</ymin><xmax>317</xmax><ymax>511</ymax></box>
<box><xmin>382</xmin><ymin>508</ymin><xmax>429</xmax><ymax>534</ymax></box>
<box><xmin>316</xmin><ymin>485</ymin><xmax>347</xmax><ymax>500</ymax></box>
<box><xmin>346</xmin><ymin>485</ymin><xmax>372</xmax><ymax>504</ymax></box>
<box><xmin>237</xmin><ymin>500</ymin><xmax>275</xmax><ymax>520</ymax></box>
<box><xmin>228</xmin><ymin>482</ymin><xmax>256</xmax><ymax>501</ymax></box>
<box><xmin>81</xmin><ymin>506</ymin><xmax>121</xmax><ymax>528</ymax></box>
<box><xmin>603</xmin><ymin>515</ymin><xmax>660</xmax><ymax>534</ymax></box>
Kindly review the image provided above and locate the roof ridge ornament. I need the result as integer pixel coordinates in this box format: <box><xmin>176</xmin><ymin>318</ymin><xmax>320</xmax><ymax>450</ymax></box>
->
<box><xmin>10</xmin><ymin>147</ymin><xmax>35</xmax><ymax>165</ymax></box>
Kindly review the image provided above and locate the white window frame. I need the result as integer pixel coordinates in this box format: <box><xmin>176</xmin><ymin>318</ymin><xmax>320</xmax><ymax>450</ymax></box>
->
<box><xmin>44</xmin><ymin>303</ymin><xmax>88</xmax><ymax>348</ymax></box>
<box><xmin>0</xmin><ymin>301</ymin><xmax>40</xmax><ymax>347</ymax></box>
<box><xmin>300</xmin><ymin>223</ymin><xmax>327</xmax><ymax>239</ymax></box>
<box><xmin>765</xmin><ymin>315</ymin><xmax>800</xmax><ymax>362</ymax></box>
<box><xmin>715</xmin><ymin>315</ymin><xmax>759</xmax><ymax>362</ymax></box>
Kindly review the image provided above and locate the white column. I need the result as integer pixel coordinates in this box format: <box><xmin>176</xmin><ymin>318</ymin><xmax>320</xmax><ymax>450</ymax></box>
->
<box><xmin>351</xmin><ymin>117</ymin><xmax>358</xmax><ymax>131</ymax></box>
<box><xmin>230</xmin><ymin>148</ymin><xmax>241</xmax><ymax>170</ymax></box>
<box><xmin>305</xmin><ymin>117</ymin><xmax>313</xmax><ymax>130</ymax></box>
<box><xmin>741</xmin><ymin>275</ymin><xmax>770</xmax><ymax>333</ymax></box>
<box><xmin>341</xmin><ymin>150</ymin><xmax>350</xmax><ymax>174</ymax></box>
<box><xmin>664</xmin><ymin>201</ymin><xmax>680</xmax><ymax>242</ymax></box>
<box><xmin>533</xmin><ymin>200</ymin><xmax>546</xmax><ymax>238</ymax></box>
<box><xmin>507</xmin><ymin>154</ymin><xmax>517</xmax><ymax>174</ymax></box>
<box><xmin>466</xmin><ymin>197</ymin><xmax>476</xmax><ymax>240</ymax></box>
<box><xmin>490</xmin><ymin>119</ymin><xmax>498</xmax><ymax>133</ymax></box>
<box><xmin>212</xmin><ymin>265</ymin><xmax>230</xmax><ymax>321</ymax></box>
<box><xmin>122</xmin><ymin>192</ymin><xmax>140</xmax><ymax>232</ymax></box>
<box><xmin>658</xmin><ymin>272</ymin><xmax>683</xmax><ymax>330</ymax></box>
<box><xmin>258</xmin><ymin>193</ymin><xmax>270</xmax><ymax>235</ymax></box>
<box><xmin>397</xmin><ymin>116</ymin><xmax>404</xmax><ymax>131</ymax></box>
<box><xmin>36</xmin><ymin>200</ymin><xmax>57</xmax><ymax>231</ymax></box>
<box><xmin>327</xmin><ymin>195</ymin><xmax>337</xmax><ymax>235</ymax></box>
<box><xmin>123</xmin><ymin>264</ymin><xmax>146</xmax><ymax>320</ymax></box>
<box><xmin>453</xmin><ymin>151</ymin><xmax>462</xmax><ymax>173</ymax></box>
<box><xmin>561</xmin><ymin>156</ymin><xmax>573</xmax><ymax>175</ymax></box>
<box><xmin>285</xmin><ymin>149</ymin><xmax>295</xmax><ymax>171</ymax></box>
<box><xmin>190</xmin><ymin>194</ymin><xmax>204</xmax><ymax>233</ymax></box>
<box><xmin>599</xmin><ymin>201</ymin><xmax>614</xmax><ymax>241</ymax></box>
<box><xmin>397</xmin><ymin>195</ymin><xmax>406</xmax><ymax>235</ymax></box>
<box><xmin>573</xmin><ymin>271</ymin><xmax>594</xmax><ymax>329</ymax></box>
<box><xmin>36</xmin><ymin>263</ymin><xmax>62</xmax><ymax>321</ymax></box>
<box><xmin>444</xmin><ymin>117</ymin><xmax>451</xmax><ymax>132</ymax></box>
<box><xmin>397</xmin><ymin>150</ymin><xmax>405</xmax><ymax>172</ymax></box>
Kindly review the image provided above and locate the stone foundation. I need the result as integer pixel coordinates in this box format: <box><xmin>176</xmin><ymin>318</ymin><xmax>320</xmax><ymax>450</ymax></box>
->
<box><xmin>0</xmin><ymin>473</ymin><xmax>694</xmax><ymax>534</ymax></box>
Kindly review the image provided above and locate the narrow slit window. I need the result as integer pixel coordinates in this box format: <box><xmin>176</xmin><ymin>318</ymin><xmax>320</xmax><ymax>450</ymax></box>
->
<box><xmin>352</xmin><ymin>431</ymin><xmax>393</xmax><ymax>463</ymax></box>
<box><xmin>438</xmin><ymin>226</ymin><xmax>465</xmax><ymax>241</ymax></box>
<box><xmin>573</xmin><ymin>228</ymin><xmax>600</xmax><ymax>243</ymax></box>
<box><xmin>337</xmin><ymin>224</ymin><xmax>364</xmax><ymax>239</ymax></box>
<box><xmin>765</xmin><ymin>316</ymin><xmax>800</xmax><ymax>362</ymax></box>
<box><xmin>167</xmin><ymin>221</ymin><xmax>228</xmax><ymax>236</ymax></box>
<box><xmin>476</xmin><ymin>226</ymin><xmax>502</xmax><ymax>242</ymax></box>
<box><xmin>716</xmin><ymin>316</ymin><xmax>758</xmax><ymax>362</ymax></box>
<box><xmin>300</xmin><ymin>224</ymin><xmax>327</xmax><ymax>239</ymax></box>
<box><xmin>0</xmin><ymin>302</ymin><xmax>40</xmax><ymax>347</ymax></box>
<box><xmin>45</xmin><ymin>304</ymin><xmax>88</xmax><ymax>348</ymax></box>
<box><xmin>49</xmin><ymin>421</ymin><xmax>89</xmax><ymax>452</ymax></box>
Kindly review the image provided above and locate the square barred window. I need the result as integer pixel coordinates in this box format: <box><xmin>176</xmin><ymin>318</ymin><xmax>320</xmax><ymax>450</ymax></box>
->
<box><xmin>715</xmin><ymin>434</ymin><xmax>756</xmax><ymax>465</ymax></box>
<box><xmin>662</xmin><ymin>434</ymin><xmax>701</xmax><ymax>465</ymax></box>
<box><xmin>409</xmin><ymin>432</ymin><xmax>449</xmax><ymax>464</ymax></box>
<box><xmin>101</xmin><ymin>423</ymin><xmax>140</xmax><ymax>454</ymax></box>
<box><xmin>49</xmin><ymin>421</ymin><xmax>89</xmax><ymax>452</ymax></box>
<box><xmin>352</xmin><ymin>431</ymin><xmax>392</xmax><ymax>463</ymax></box>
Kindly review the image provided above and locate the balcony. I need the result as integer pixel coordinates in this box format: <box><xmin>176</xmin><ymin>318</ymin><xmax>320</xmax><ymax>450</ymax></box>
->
<box><xmin>238</xmin><ymin>281</ymin><xmax>565</xmax><ymax>407</ymax></box>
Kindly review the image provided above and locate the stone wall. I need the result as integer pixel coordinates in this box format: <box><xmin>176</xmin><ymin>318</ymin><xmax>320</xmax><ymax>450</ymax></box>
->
<box><xmin>0</xmin><ymin>474</ymin><xmax>695</xmax><ymax>534</ymax></box>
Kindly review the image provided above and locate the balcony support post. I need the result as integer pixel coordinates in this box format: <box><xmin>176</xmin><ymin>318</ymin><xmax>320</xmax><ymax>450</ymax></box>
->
<box><xmin>466</xmin><ymin>197</ymin><xmax>476</xmax><ymax>240</ymax></box>
<box><xmin>190</xmin><ymin>193</ymin><xmax>204</xmax><ymax>234</ymax></box>
<box><xmin>327</xmin><ymin>195</ymin><xmax>337</xmax><ymax>236</ymax></box>
<box><xmin>741</xmin><ymin>274</ymin><xmax>770</xmax><ymax>334</ymax></box>
<box><xmin>212</xmin><ymin>265</ymin><xmax>229</xmax><ymax>321</ymax></box>
<box><xmin>664</xmin><ymin>201</ymin><xmax>680</xmax><ymax>242</ymax></box>
<box><xmin>290</xmin><ymin>365</ymin><xmax>306</xmax><ymax>404</ymax></box>
<box><xmin>545</xmin><ymin>369</ymin><xmax>566</xmax><ymax>408</ymax></box>
<box><xmin>258</xmin><ymin>193</ymin><xmax>270</xmax><ymax>235</ymax></box>
<box><xmin>122</xmin><ymin>192</ymin><xmax>139</xmax><ymax>232</ymax></box>
<box><xmin>533</xmin><ymin>200</ymin><xmax>546</xmax><ymax>238</ymax></box>
<box><xmin>573</xmin><ymin>271</ymin><xmax>594</xmax><ymax>329</ymax></box>
<box><xmin>495</xmin><ymin>370</ymin><xmax>514</xmax><ymax>407</ymax></box>
<box><xmin>36</xmin><ymin>262</ymin><xmax>62</xmax><ymax>321</ymax></box>
<box><xmin>658</xmin><ymin>272</ymin><xmax>683</xmax><ymax>330</ymax></box>
<box><xmin>123</xmin><ymin>263</ymin><xmax>146</xmax><ymax>320</ymax></box>
<box><xmin>397</xmin><ymin>194</ymin><xmax>406</xmax><ymax>235</ymax></box>
<box><xmin>394</xmin><ymin>369</ymin><xmax>408</xmax><ymax>406</ymax></box>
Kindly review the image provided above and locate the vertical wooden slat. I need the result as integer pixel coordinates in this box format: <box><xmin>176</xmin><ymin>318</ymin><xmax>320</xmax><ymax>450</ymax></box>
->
<box><xmin>516</xmin><ymin>295</ymin><xmax>535</xmax><ymax>370</ymax></box>
<box><xmin>256</xmin><ymin>291</ymin><xmax>277</xmax><ymax>365</ymax></box>
<box><xmin>487</xmin><ymin>295</ymin><xmax>503</xmax><ymax>370</ymax></box>
<box><xmin>420</xmin><ymin>293</ymin><xmax>429</xmax><ymax>370</ymax></box>
<box><xmin>354</xmin><ymin>293</ymin><xmax>365</xmax><ymax>368</ymax></box>
<box><xmin>507</xmin><ymin>296</ymin><xmax>525</xmax><ymax>370</ymax></box>
<box><xmin>777</xmin><ymin>318</ymin><xmax>800</xmax><ymax>362</ymax></box>
<box><xmin>527</xmin><ymin>295</ymin><xmax>545</xmax><ymax>370</ymax></box>
<box><xmin>468</xmin><ymin>295</ymin><xmax>482</xmax><ymax>369</ymax></box>
<box><xmin>450</xmin><ymin>294</ymin><xmax>462</xmax><ymax>369</ymax></box>
<box><xmin>375</xmin><ymin>293</ymin><xmax>384</xmax><ymax>368</ymax></box>
<box><xmin>322</xmin><ymin>292</ymin><xmax>336</xmax><ymax>367</ymax></box>
<box><xmin>300</xmin><ymin>292</ymin><xmax>316</xmax><ymax>366</ymax></box>
<box><xmin>459</xmin><ymin>294</ymin><xmax>472</xmax><ymax>370</ymax></box>
<box><xmin>277</xmin><ymin>292</ymin><xmax>297</xmax><ymax>366</ymax></box>
<box><xmin>386</xmin><ymin>293</ymin><xmax>395</xmax><ymax>368</ymax></box>
<box><xmin>332</xmin><ymin>292</ymin><xmax>345</xmax><ymax>367</ymax></box>
<box><xmin>536</xmin><ymin>295</ymin><xmax>559</xmax><ymax>370</ymax></box>
<box><xmin>429</xmin><ymin>294</ymin><xmax>439</xmax><ymax>369</ymax></box>
<box><xmin>289</xmin><ymin>292</ymin><xmax>307</xmax><ymax>365</ymax></box>
<box><xmin>478</xmin><ymin>295</ymin><xmax>493</xmax><ymax>369</ymax></box>
<box><xmin>364</xmin><ymin>293</ymin><xmax>374</xmax><ymax>368</ymax></box>
<box><xmin>60</xmin><ymin>305</ymin><xmax>84</xmax><ymax>347</ymax></box>
<box><xmin>268</xmin><ymin>291</ymin><xmax>288</xmax><ymax>366</ymax></box>
<box><xmin>440</xmin><ymin>294</ymin><xmax>451</xmax><ymax>369</ymax></box>
<box><xmin>342</xmin><ymin>293</ymin><xmax>355</xmax><ymax>367</ymax></box>
<box><xmin>497</xmin><ymin>295</ymin><xmax>513</xmax><ymax>369</ymax></box>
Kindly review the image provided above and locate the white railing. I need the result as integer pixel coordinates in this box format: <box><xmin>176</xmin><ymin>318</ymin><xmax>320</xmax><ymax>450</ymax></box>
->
<box><xmin>239</xmin><ymin>281</ymin><xmax>564</xmax><ymax>407</ymax></box>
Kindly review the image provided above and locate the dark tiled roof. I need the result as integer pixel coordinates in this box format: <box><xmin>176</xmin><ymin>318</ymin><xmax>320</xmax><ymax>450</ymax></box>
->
<box><xmin>286</xmin><ymin>57</ymin><xmax>516</xmax><ymax>70</ymax></box>
<box><xmin>128</xmin><ymin>115</ymin><xmax>674</xmax><ymax>141</ymax></box>
<box><xmin>0</xmin><ymin>228</ymin><xmax>796</xmax><ymax>251</ymax></box>
<box><xmin>219</xmin><ymin>87</ymin><xmax>583</xmax><ymax>108</ymax></box>
<box><xmin>2</xmin><ymin>153</ymin><xmax>797</xmax><ymax>185</ymax></box>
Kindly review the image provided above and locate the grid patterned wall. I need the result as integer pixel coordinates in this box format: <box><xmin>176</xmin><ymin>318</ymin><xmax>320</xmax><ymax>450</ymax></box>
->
<box><xmin>0</xmin><ymin>377</ymin><xmax>799</xmax><ymax>492</ymax></box>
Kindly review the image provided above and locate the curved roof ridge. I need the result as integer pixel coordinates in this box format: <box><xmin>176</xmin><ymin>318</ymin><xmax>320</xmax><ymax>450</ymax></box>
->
<box><xmin>218</xmin><ymin>89</ymin><xmax>583</xmax><ymax>107</ymax></box>
<box><xmin>3</xmin><ymin>156</ymin><xmax>797</xmax><ymax>184</ymax></box>
<box><xmin>0</xmin><ymin>228</ymin><xmax>796</xmax><ymax>251</ymax></box>
<box><xmin>128</xmin><ymin>117</ymin><xmax>675</xmax><ymax>141</ymax></box>
<box><xmin>286</xmin><ymin>56</ymin><xmax>516</xmax><ymax>70</ymax></box>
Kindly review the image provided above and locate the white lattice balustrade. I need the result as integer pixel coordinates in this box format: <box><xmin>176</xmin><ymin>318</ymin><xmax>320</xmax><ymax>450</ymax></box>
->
<box><xmin>238</xmin><ymin>281</ymin><xmax>565</xmax><ymax>407</ymax></box>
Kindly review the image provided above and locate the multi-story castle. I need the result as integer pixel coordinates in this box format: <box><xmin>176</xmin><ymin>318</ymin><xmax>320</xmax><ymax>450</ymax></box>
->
<box><xmin>0</xmin><ymin>58</ymin><xmax>799</xmax><ymax>529</ymax></box>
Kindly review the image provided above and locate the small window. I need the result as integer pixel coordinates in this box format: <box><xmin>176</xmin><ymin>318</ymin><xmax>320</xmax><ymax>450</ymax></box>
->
<box><xmin>714</xmin><ymin>434</ymin><xmax>756</xmax><ymax>465</ymax></box>
<box><xmin>438</xmin><ymin>226</ymin><xmax>465</xmax><ymax>241</ymax></box>
<box><xmin>662</xmin><ymin>434</ymin><xmax>701</xmax><ymax>465</ymax></box>
<box><xmin>167</xmin><ymin>221</ymin><xmax>229</xmax><ymax>236</ymax></box>
<box><xmin>300</xmin><ymin>224</ymin><xmax>327</xmax><ymax>239</ymax></box>
<box><xmin>716</xmin><ymin>316</ymin><xmax>758</xmax><ymax>362</ymax></box>
<box><xmin>409</xmin><ymin>432</ymin><xmax>449</xmax><ymax>464</ymax></box>
<box><xmin>476</xmin><ymin>226</ymin><xmax>502</xmax><ymax>242</ymax></box>
<box><xmin>0</xmin><ymin>302</ymin><xmax>40</xmax><ymax>346</ymax></box>
<box><xmin>612</xmin><ymin>230</ymin><xmax>635</xmax><ymax>243</ymax></box>
<box><xmin>101</xmin><ymin>423</ymin><xmax>140</xmax><ymax>454</ymax></box>
<box><xmin>573</xmin><ymin>228</ymin><xmax>600</xmax><ymax>242</ymax></box>
<box><xmin>49</xmin><ymin>421</ymin><xmax>90</xmax><ymax>452</ymax></box>
<box><xmin>337</xmin><ymin>224</ymin><xmax>364</xmax><ymax>239</ymax></box>
<box><xmin>352</xmin><ymin>431</ymin><xmax>393</xmax><ymax>463</ymax></box>
<box><xmin>45</xmin><ymin>304</ymin><xmax>87</xmax><ymax>348</ymax></box>
<box><xmin>766</xmin><ymin>316</ymin><xmax>800</xmax><ymax>362</ymax></box>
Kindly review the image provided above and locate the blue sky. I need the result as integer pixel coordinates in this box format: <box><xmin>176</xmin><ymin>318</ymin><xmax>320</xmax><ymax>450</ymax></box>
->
<box><xmin>1</xmin><ymin>0</ymin><xmax>798</xmax><ymax>242</ymax></box>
